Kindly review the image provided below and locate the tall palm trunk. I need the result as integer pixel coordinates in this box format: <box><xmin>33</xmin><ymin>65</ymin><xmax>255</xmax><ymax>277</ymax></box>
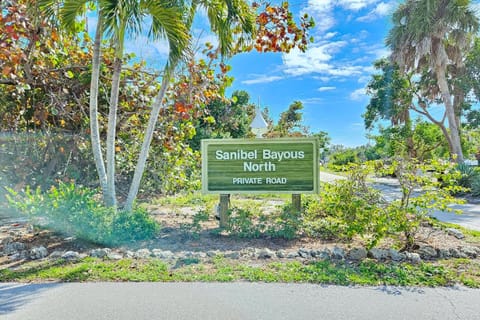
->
<box><xmin>89</xmin><ymin>15</ymin><xmax>108</xmax><ymax>202</ymax></box>
<box><xmin>105</xmin><ymin>56</ymin><xmax>122</xmax><ymax>208</ymax></box>
<box><xmin>124</xmin><ymin>73</ymin><xmax>172</xmax><ymax>212</ymax></box>
<box><xmin>435</xmin><ymin>65</ymin><xmax>464</xmax><ymax>162</ymax></box>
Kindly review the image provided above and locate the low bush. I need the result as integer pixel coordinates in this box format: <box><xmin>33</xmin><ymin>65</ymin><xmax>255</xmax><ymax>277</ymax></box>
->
<box><xmin>224</xmin><ymin>204</ymin><xmax>302</xmax><ymax>240</ymax></box>
<box><xmin>6</xmin><ymin>182</ymin><xmax>159</xmax><ymax>246</ymax></box>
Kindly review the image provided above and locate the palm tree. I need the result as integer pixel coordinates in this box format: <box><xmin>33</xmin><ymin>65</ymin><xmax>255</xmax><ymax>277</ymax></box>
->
<box><xmin>39</xmin><ymin>0</ymin><xmax>189</xmax><ymax>208</ymax></box>
<box><xmin>386</xmin><ymin>0</ymin><xmax>479</xmax><ymax>163</ymax></box>
<box><xmin>123</xmin><ymin>0</ymin><xmax>256</xmax><ymax>211</ymax></box>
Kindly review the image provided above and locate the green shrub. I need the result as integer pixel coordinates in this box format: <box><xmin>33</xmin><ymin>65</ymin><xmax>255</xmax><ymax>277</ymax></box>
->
<box><xmin>455</xmin><ymin>162</ymin><xmax>479</xmax><ymax>190</ymax></box>
<box><xmin>305</xmin><ymin>163</ymin><xmax>391</xmax><ymax>248</ymax></box>
<box><xmin>6</xmin><ymin>183</ymin><xmax>160</xmax><ymax>246</ymax></box>
<box><xmin>471</xmin><ymin>176</ymin><xmax>480</xmax><ymax>197</ymax></box>
<box><xmin>180</xmin><ymin>210</ymin><xmax>210</xmax><ymax>239</ymax></box>
<box><xmin>224</xmin><ymin>205</ymin><xmax>301</xmax><ymax>240</ymax></box>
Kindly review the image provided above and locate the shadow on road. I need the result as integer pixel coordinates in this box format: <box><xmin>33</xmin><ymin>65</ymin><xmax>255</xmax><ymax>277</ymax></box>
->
<box><xmin>0</xmin><ymin>283</ymin><xmax>61</xmax><ymax>315</ymax></box>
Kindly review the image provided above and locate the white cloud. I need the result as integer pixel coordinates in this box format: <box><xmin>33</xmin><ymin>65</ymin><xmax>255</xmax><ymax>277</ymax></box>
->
<box><xmin>357</xmin><ymin>1</ymin><xmax>396</xmax><ymax>22</ymax></box>
<box><xmin>241</xmin><ymin>75</ymin><xmax>283</xmax><ymax>85</ymax></box>
<box><xmin>338</xmin><ymin>0</ymin><xmax>380</xmax><ymax>11</ymax></box>
<box><xmin>318</xmin><ymin>86</ymin><xmax>336</xmax><ymax>92</ymax></box>
<box><xmin>350</xmin><ymin>88</ymin><xmax>367</xmax><ymax>101</ymax></box>
<box><xmin>282</xmin><ymin>41</ymin><xmax>358</xmax><ymax>77</ymax></box>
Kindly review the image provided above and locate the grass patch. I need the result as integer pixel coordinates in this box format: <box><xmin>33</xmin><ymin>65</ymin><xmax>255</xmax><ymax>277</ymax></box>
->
<box><xmin>2</xmin><ymin>256</ymin><xmax>479</xmax><ymax>287</ymax></box>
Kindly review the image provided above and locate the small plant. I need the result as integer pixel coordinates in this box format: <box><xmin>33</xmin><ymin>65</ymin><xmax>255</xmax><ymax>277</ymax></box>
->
<box><xmin>471</xmin><ymin>176</ymin><xmax>480</xmax><ymax>197</ymax></box>
<box><xmin>225</xmin><ymin>207</ymin><xmax>263</xmax><ymax>238</ymax></box>
<box><xmin>385</xmin><ymin>159</ymin><xmax>466</xmax><ymax>250</ymax></box>
<box><xmin>305</xmin><ymin>163</ymin><xmax>391</xmax><ymax>248</ymax></box>
<box><xmin>6</xmin><ymin>182</ymin><xmax>160</xmax><ymax>246</ymax></box>
<box><xmin>223</xmin><ymin>205</ymin><xmax>301</xmax><ymax>240</ymax></box>
<box><xmin>180</xmin><ymin>210</ymin><xmax>210</xmax><ymax>239</ymax></box>
<box><xmin>454</xmin><ymin>162</ymin><xmax>479</xmax><ymax>190</ymax></box>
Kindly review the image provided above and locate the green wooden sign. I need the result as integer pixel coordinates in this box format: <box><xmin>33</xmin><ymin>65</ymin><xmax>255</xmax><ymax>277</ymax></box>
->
<box><xmin>201</xmin><ymin>138</ymin><xmax>319</xmax><ymax>194</ymax></box>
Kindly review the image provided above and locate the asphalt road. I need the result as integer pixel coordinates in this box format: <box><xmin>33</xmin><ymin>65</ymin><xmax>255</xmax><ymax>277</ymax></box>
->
<box><xmin>1</xmin><ymin>282</ymin><xmax>480</xmax><ymax>320</ymax></box>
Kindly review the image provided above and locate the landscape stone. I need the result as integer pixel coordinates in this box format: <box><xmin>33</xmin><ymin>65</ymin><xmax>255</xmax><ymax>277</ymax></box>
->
<box><xmin>206</xmin><ymin>250</ymin><xmax>219</xmax><ymax>257</ymax></box>
<box><xmin>348</xmin><ymin>247</ymin><xmax>367</xmax><ymax>261</ymax></box>
<box><xmin>460</xmin><ymin>246</ymin><xmax>478</xmax><ymax>258</ymax></box>
<box><xmin>90</xmin><ymin>248</ymin><xmax>112</xmax><ymax>258</ymax></box>
<box><xmin>437</xmin><ymin>248</ymin><xmax>452</xmax><ymax>259</ymax></box>
<box><xmin>369</xmin><ymin>248</ymin><xmax>389</xmax><ymax>260</ymax></box>
<box><xmin>388</xmin><ymin>249</ymin><xmax>405</xmax><ymax>262</ymax></box>
<box><xmin>331</xmin><ymin>247</ymin><xmax>345</xmax><ymax>260</ymax></box>
<box><xmin>276</xmin><ymin>250</ymin><xmax>287</xmax><ymax>258</ymax></box>
<box><xmin>298</xmin><ymin>248</ymin><xmax>312</xmax><ymax>258</ymax></box>
<box><xmin>49</xmin><ymin>251</ymin><xmax>64</xmax><ymax>259</ymax></box>
<box><xmin>29</xmin><ymin>246</ymin><xmax>48</xmax><ymax>260</ymax></box>
<box><xmin>4</xmin><ymin>242</ymin><xmax>26</xmax><ymax>255</ymax></box>
<box><xmin>286</xmin><ymin>251</ymin><xmax>299</xmax><ymax>259</ymax></box>
<box><xmin>1</xmin><ymin>236</ymin><xmax>13</xmax><ymax>245</ymax></box>
<box><xmin>124</xmin><ymin>251</ymin><xmax>135</xmax><ymax>258</ymax></box>
<box><xmin>405</xmin><ymin>252</ymin><xmax>421</xmax><ymax>264</ymax></box>
<box><xmin>257</xmin><ymin>248</ymin><xmax>275</xmax><ymax>259</ymax></box>
<box><xmin>224</xmin><ymin>251</ymin><xmax>241</xmax><ymax>259</ymax></box>
<box><xmin>449</xmin><ymin>248</ymin><xmax>467</xmax><ymax>258</ymax></box>
<box><xmin>9</xmin><ymin>250</ymin><xmax>28</xmax><ymax>261</ymax></box>
<box><xmin>446</xmin><ymin>228</ymin><xmax>465</xmax><ymax>239</ymax></box>
<box><xmin>61</xmin><ymin>251</ymin><xmax>81</xmax><ymax>260</ymax></box>
<box><xmin>152</xmin><ymin>249</ymin><xmax>174</xmax><ymax>259</ymax></box>
<box><xmin>315</xmin><ymin>249</ymin><xmax>331</xmax><ymax>260</ymax></box>
<box><xmin>135</xmin><ymin>249</ymin><xmax>152</xmax><ymax>259</ymax></box>
<box><xmin>107</xmin><ymin>252</ymin><xmax>124</xmax><ymax>260</ymax></box>
<box><xmin>417</xmin><ymin>245</ymin><xmax>437</xmax><ymax>259</ymax></box>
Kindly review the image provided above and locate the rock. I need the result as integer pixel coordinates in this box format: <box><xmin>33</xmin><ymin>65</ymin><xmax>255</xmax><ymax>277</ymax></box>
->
<box><xmin>368</xmin><ymin>248</ymin><xmax>389</xmax><ymax>260</ymax></box>
<box><xmin>405</xmin><ymin>252</ymin><xmax>421</xmax><ymax>264</ymax></box>
<box><xmin>331</xmin><ymin>247</ymin><xmax>345</xmax><ymax>260</ymax></box>
<box><xmin>29</xmin><ymin>246</ymin><xmax>48</xmax><ymax>260</ymax></box>
<box><xmin>49</xmin><ymin>251</ymin><xmax>64</xmax><ymax>259</ymax></box>
<box><xmin>276</xmin><ymin>250</ymin><xmax>287</xmax><ymax>258</ymax></box>
<box><xmin>298</xmin><ymin>248</ymin><xmax>312</xmax><ymax>258</ymax></box>
<box><xmin>90</xmin><ymin>248</ymin><xmax>112</xmax><ymax>258</ymax></box>
<box><xmin>348</xmin><ymin>247</ymin><xmax>367</xmax><ymax>261</ymax></box>
<box><xmin>417</xmin><ymin>245</ymin><xmax>437</xmax><ymax>260</ymax></box>
<box><xmin>449</xmin><ymin>248</ymin><xmax>467</xmax><ymax>259</ymax></box>
<box><xmin>135</xmin><ymin>249</ymin><xmax>152</xmax><ymax>259</ymax></box>
<box><xmin>4</xmin><ymin>242</ymin><xmax>26</xmax><ymax>255</ymax></box>
<box><xmin>315</xmin><ymin>249</ymin><xmax>331</xmax><ymax>260</ymax></box>
<box><xmin>257</xmin><ymin>248</ymin><xmax>275</xmax><ymax>259</ymax></box>
<box><xmin>437</xmin><ymin>248</ymin><xmax>452</xmax><ymax>259</ymax></box>
<box><xmin>206</xmin><ymin>250</ymin><xmax>219</xmax><ymax>257</ymax></box>
<box><xmin>61</xmin><ymin>251</ymin><xmax>81</xmax><ymax>260</ymax></box>
<box><xmin>286</xmin><ymin>251</ymin><xmax>299</xmax><ymax>259</ymax></box>
<box><xmin>460</xmin><ymin>246</ymin><xmax>478</xmax><ymax>258</ymax></box>
<box><xmin>446</xmin><ymin>228</ymin><xmax>465</xmax><ymax>239</ymax></box>
<box><xmin>124</xmin><ymin>251</ymin><xmax>135</xmax><ymax>258</ymax></box>
<box><xmin>1</xmin><ymin>236</ymin><xmax>13</xmax><ymax>245</ymax></box>
<box><xmin>107</xmin><ymin>252</ymin><xmax>124</xmax><ymax>260</ymax></box>
<box><xmin>225</xmin><ymin>251</ymin><xmax>241</xmax><ymax>259</ymax></box>
<box><xmin>388</xmin><ymin>249</ymin><xmax>405</xmax><ymax>262</ymax></box>
<box><xmin>152</xmin><ymin>249</ymin><xmax>174</xmax><ymax>259</ymax></box>
<box><xmin>9</xmin><ymin>250</ymin><xmax>28</xmax><ymax>261</ymax></box>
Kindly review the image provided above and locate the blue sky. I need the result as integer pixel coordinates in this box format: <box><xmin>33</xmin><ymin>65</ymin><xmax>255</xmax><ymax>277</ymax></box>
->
<box><xmin>121</xmin><ymin>0</ymin><xmax>480</xmax><ymax>147</ymax></box>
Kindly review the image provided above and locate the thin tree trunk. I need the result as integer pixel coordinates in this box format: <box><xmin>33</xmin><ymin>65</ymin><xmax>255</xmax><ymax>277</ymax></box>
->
<box><xmin>435</xmin><ymin>67</ymin><xmax>464</xmax><ymax>163</ymax></box>
<box><xmin>123</xmin><ymin>73</ymin><xmax>172</xmax><ymax>212</ymax></box>
<box><xmin>89</xmin><ymin>16</ymin><xmax>108</xmax><ymax>202</ymax></box>
<box><xmin>105</xmin><ymin>57</ymin><xmax>122</xmax><ymax>208</ymax></box>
